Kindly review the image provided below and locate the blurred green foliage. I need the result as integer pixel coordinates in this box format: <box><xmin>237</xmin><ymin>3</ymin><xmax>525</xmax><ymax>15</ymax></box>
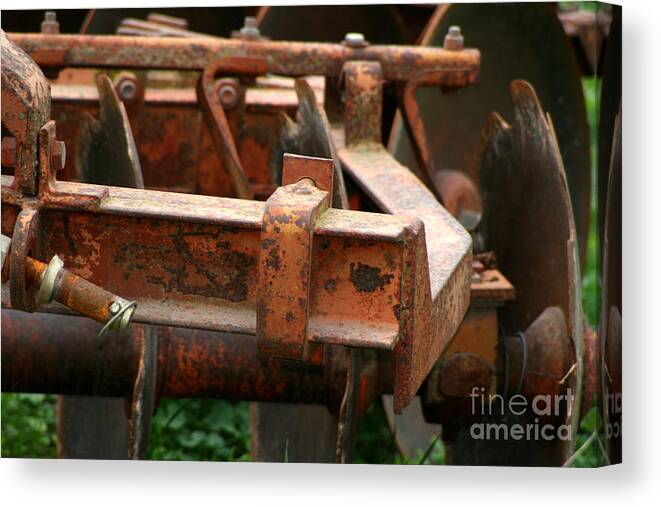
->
<box><xmin>148</xmin><ymin>398</ymin><xmax>250</xmax><ymax>461</ymax></box>
<box><xmin>1</xmin><ymin>394</ymin><xmax>57</xmax><ymax>458</ymax></box>
<box><xmin>581</xmin><ymin>76</ymin><xmax>601</xmax><ymax>329</ymax></box>
<box><xmin>1</xmin><ymin>78</ymin><xmax>605</xmax><ymax>466</ymax></box>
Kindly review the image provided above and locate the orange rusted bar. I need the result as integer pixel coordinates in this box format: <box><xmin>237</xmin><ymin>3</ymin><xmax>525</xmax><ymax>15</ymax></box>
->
<box><xmin>8</xmin><ymin>33</ymin><xmax>480</xmax><ymax>87</ymax></box>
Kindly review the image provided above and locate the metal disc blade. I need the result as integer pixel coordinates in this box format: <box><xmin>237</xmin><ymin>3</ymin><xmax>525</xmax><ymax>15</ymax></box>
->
<box><xmin>598</xmin><ymin>6</ymin><xmax>621</xmax><ymax>259</ymax></box>
<box><xmin>448</xmin><ymin>80</ymin><xmax>583</xmax><ymax>466</ymax></box>
<box><xmin>389</xmin><ymin>3</ymin><xmax>591</xmax><ymax>269</ymax></box>
<box><xmin>78</xmin><ymin>74</ymin><xmax>144</xmax><ymax>189</ymax></box>
<box><xmin>600</xmin><ymin>108</ymin><xmax>621</xmax><ymax>464</ymax></box>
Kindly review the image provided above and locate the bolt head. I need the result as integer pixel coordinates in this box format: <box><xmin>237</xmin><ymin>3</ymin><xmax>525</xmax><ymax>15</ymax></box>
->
<box><xmin>117</xmin><ymin>79</ymin><xmax>138</xmax><ymax>102</ymax></box>
<box><xmin>41</xmin><ymin>11</ymin><xmax>60</xmax><ymax>34</ymax></box>
<box><xmin>216</xmin><ymin>79</ymin><xmax>240</xmax><ymax>109</ymax></box>
<box><xmin>239</xmin><ymin>16</ymin><xmax>261</xmax><ymax>39</ymax></box>
<box><xmin>443</xmin><ymin>25</ymin><xmax>464</xmax><ymax>51</ymax></box>
<box><xmin>343</xmin><ymin>32</ymin><xmax>368</xmax><ymax>48</ymax></box>
<box><xmin>109</xmin><ymin>301</ymin><xmax>121</xmax><ymax>314</ymax></box>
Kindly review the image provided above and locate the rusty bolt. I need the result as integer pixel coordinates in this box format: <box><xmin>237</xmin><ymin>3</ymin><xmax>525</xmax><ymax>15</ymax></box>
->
<box><xmin>343</xmin><ymin>32</ymin><xmax>368</xmax><ymax>48</ymax></box>
<box><xmin>443</xmin><ymin>25</ymin><xmax>464</xmax><ymax>51</ymax></box>
<box><xmin>115</xmin><ymin>76</ymin><xmax>139</xmax><ymax>103</ymax></box>
<box><xmin>41</xmin><ymin>11</ymin><xmax>60</xmax><ymax>35</ymax></box>
<box><xmin>1</xmin><ymin>137</ymin><xmax>17</xmax><ymax>167</ymax></box>
<box><xmin>239</xmin><ymin>16</ymin><xmax>261</xmax><ymax>39</ymax></box>
<box><xmin>216</xmin><ymin>79</ymin><xmax>240</xmax><ymax>109</ymax></box>
<box><xmin>51</xmin><ymin>141</ymin><xmax>66</xmax><ymax>172</ymax></box>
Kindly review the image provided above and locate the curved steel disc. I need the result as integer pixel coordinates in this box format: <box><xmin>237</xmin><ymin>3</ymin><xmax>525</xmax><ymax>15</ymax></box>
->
<box><xmin>598</xmin><ymin>6</ymin><xmax>621</xmax><ymax>258</ymax></box>
<box><xmin>389</xmin><ymin>3</ymin><xmax>591</xmax><ymax>269</ymax></box>
<box><xmin>600</xmin><ymin>109</ymin><xmax>621</xmax><ymax>464</ymax></box>
<box><xmin>78</xmin><ymin>74</ymin><xmax>144</xmax><ymax>189</ymax></box>
<box><xmin>446</xmin><ymin>81</ymin><xmax>583</xmax><ymax>466</ymax></box>
<box><xmin>257</xmin><ymin>5</ymin><xmax>408</xmax><ymax>44</ymax></box>
<box><xmin>480</xmin><ymin>82</ymin><xmax>582</xmax><ymax>340</ymax></box>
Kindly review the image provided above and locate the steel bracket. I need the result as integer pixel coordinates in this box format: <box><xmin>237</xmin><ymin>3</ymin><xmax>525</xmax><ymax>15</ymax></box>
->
<box><xmin>257</xmin><ymin>153</ymin><xmax>332</xmax><ymax>360</ymax></box>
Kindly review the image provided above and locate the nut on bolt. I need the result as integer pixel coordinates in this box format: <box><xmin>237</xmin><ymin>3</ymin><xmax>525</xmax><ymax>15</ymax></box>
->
<box><xmin>443</xmin><ymin>25</ymin><xmax>464</xmax><ymax>51</ymax></box>
<box><xmin>343</xmin><ymin>32</ymin><xmax>369</xmax><ymax>48</ymax></box>
<box><xmin>239</xmin><ymin>16</ymin><xmax>261</xmax><ymax>40</ymax></box>
<box><xmin>216</xmin><ymin>78</ymin><xmax>240</xmax><ymax>109</ymax></box>
<box><xmin>115</xmin><ymin>74</ymin><xmax>140</xmax><ymax>103</ymax></box>
<box><xmin>41</xmin><ymin>11</ymin><xmax>60</xmax><ymax>35</ymax></box>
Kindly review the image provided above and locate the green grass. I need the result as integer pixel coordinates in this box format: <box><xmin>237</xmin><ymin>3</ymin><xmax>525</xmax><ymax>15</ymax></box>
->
<box><xmin>1</xmin><ymin>393</ymin><xmax>57</xmax><ymax>458</ymax></box>
<box><xmin>1</xmin><ymin>78</ymin><xmax>605</xmax><ymax>466</ymax></box>
<box><xmin>581</xmin><ymin>75</ymin><xmax>601</xmax><ymax>329</ymax></box>
<box><xmin>148</xmin><ymin>398</ymin><xmax>250</xmax><ymax>461</ymax></box>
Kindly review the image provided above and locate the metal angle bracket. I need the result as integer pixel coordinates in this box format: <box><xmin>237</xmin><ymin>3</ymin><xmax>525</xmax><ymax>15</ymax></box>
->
<box><xmin>257</xmin><ymin>153</ymin><xmax>333</xmax><ymax>361</ymax></box>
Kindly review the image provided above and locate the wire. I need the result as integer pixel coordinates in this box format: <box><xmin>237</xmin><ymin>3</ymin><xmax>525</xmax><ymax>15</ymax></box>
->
<box><xmin>99</xmin><ymin>300</ymin><xmax>137</xmax><ymax>337</ymax></box>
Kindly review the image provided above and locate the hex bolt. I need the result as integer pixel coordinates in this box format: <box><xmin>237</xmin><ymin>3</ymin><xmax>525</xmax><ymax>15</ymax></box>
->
<box><xmin>443</xmin><ymin>25</ymin><xmax>464</xmax><ymax>51</ymax></box>
<box><xmin>343</xmin><ymin>32</ymin><xmax>368</xmax><ymax>49</ymax></box>
<box><xmin>216</xmin><ymin>79</ymin><xmax>240</xmax><ymax>109</ymax></box>
<box><xmin>41</xmin><ymin>11</ymin><xmax>60</xmax><ymax>35</ymax></box>
<box><xmin>239</xmin><ymin>16</ymin><xmax>261</xmax><ymax>39</ymax></box>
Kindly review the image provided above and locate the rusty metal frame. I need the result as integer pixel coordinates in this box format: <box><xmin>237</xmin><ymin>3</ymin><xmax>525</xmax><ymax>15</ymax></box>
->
<box><xmin>8</xmin><ymin>33</ymin><xmax>480</xmax><ymax>86</ymax></box>
<box><xmin>2</xmin><ymin>32</ymin><xmax>480</xmax><ymax>413</ymax></box>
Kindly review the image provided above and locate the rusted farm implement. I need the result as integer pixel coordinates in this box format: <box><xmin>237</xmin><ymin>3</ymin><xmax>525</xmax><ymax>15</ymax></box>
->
<box><xmin>1</xmin><ymin>4</ymin><xmax>621</xmax><ymax>465</ymax></box>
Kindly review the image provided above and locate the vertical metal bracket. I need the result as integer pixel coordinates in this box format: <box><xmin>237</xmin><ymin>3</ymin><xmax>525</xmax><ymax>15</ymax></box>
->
<box><xmin>256</xmin><ymin>153</ymin><xmax>333</xmax><ymax>360</ymax></box>
<box><xmin>343</xmin><ymin>60</ymin><xmax>383</xmax><ymax>146</ymax></box>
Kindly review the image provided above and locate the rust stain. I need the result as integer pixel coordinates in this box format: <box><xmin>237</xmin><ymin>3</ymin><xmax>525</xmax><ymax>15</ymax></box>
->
<box><xmin>349</xmin><ymin>262</ymin><xmax>393</xmax><ymax>293</ymax></box>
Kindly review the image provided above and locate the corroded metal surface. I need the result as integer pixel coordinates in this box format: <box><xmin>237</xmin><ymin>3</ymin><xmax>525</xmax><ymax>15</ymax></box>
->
<box><xmin>1</xmin><ymin>30</ymin><xmax>51</xmax><ymax>195</ymax></box>
<box><xmin>600</xmin><ymin>109</ymin><xmax>621</xmax><ymax>464</ymax></box>
<box><xmin>257</xmin><ymin>157</ymin><xmax>331</xmax><ymax>360</ymax></box>
<box><xmin>338</xmin><ymin>143</ymin><xmax>471</xmax><ymax>412</ymax></box>
<box><xmin>9</xmin><ymin>33</ymin><xmax>480</xmax><ymax>86</ymax></box>
<box><xmin>598</xmin><ymin>6</ymin><xmax>621</xmax><ymax>260</ymax></box>
<box><xmin>197</xmin><ymin>57</ymin><xmax>265</xmax><ymax>200</ymax></box>
<box><xmin>273</xmin><ymin>80</ymin><xmax>348</xmax><ymax>209</ymax></box>
<box><xmin>78</xmin><ymin>74</ymin><xmax>144</xmax><ymax>188</ymax></box>
<box><xmin>0</xmin><ymin>10</ymin><xmax>606</xmax><ymax>465</ymax></box>
<box><xmin>1</xmin><ymin>310</ymin><xmax>353</xmax><ymax>408</ymax></box>
<box><xmin>389</xmin><ymin>3</ymin><xmax>591</xmax><ymax>269</ymax></box>
<box><xmin>469</xmin><ymin>80</ymin><xmax>583</xmax><ymax>466</ymax></box>
<box><xmin>337</xmin><ymin>60</ymin><xmax>472</xmax><ymax>411</ymax></box>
